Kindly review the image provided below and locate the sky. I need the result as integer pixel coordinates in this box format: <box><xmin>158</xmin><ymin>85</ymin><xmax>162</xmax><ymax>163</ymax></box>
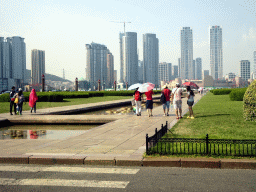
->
<box><xmin>1</xmin><ymin>0</ymin><xmax>256</xmax><ymax>81</ymax></box>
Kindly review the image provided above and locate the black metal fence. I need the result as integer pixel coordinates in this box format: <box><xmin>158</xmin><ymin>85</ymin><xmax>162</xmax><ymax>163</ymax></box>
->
<box><xmin>146</xmin><ymin>128</ymin><xmax>256</xmax><ymax>157</ymax></box>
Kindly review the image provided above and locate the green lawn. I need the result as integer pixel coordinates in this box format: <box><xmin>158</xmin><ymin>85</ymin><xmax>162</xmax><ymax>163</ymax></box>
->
<box><xmin>0</xmin><ymin>96</ymin><xmax>133</xmax><ymax>114</ymax></box>
<box><xmin>168</xmin><ymin>92</ymin><xmax>256</xmax><ymax>140</ymax></box>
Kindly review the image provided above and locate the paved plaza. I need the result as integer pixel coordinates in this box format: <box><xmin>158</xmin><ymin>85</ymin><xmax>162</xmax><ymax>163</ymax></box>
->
<box><xmin>0</xmin><ymin>93</ymin><xmax>255</xmax><ymax>169</ymax></box>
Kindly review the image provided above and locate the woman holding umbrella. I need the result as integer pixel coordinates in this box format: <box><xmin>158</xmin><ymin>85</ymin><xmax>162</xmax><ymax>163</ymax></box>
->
<box><xmin>140</xmin><ymin>83</ymin><xmax>155</xmax><ymax>117</ymax></box>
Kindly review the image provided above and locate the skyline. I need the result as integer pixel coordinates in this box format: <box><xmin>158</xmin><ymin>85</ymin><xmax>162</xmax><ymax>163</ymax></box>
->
<box><xmin>1</xmin><ymin>0</ymin><xmax>256</xmax><ymax>81</ymax></box>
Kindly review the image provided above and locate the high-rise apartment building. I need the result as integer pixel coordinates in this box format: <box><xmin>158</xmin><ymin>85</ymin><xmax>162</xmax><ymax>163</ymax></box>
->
<box><xmin>210</xmin><ymin>26</ymin><xmax>223</xmax><ymax>80</ymax></box>
<box><xmin>119</xmin><ymin>33</ymin><xmax>125</xmax><ymax>83</ymax></box>
<box><xmin>143</xmin><ymin>33</ymin><xmax>159</xmax><ymax>85</ymax></box>
<box><xmin>195</xmin><ymin>58</ymin><xmax>202</xmax><ymax>80</ymax></box>
<box><xmin>85</xmin><ymin>43</ymin><xmax>109</xmax><ymax>89</ymax></box>
<box><xmin>106</xmin><ymin>52</ymin><xmax>114</xmax><ymax>88</ymax></box>
<box><xmin>193</xmin><ymin>60</ymin><xmax>195</xmax><ymax>79</ymax></box>
<box><xmin>254</xmin><ymin>51</ymin><xmax>256</xmax><ymax>79</ymax></box>
<box><xmin>158</xmin><ymin>62</ymin><xmax>172</xmax><ymax>85</ymax></box>
<box><xmin>172</xmin><ymin>65</ymin><xmax>178</xmax><ymax>80</ymax></box>
<box><xmin>178</xmin><ymin>58</ymin><xmax>181</xmax><ymax>77</ymax></box>
<box><xmin>240</xmin><ymin>60</ymin><xmax>250</xmax><ymax>81</ymax></box>
<box><xmin>138</xmin><ymin>60</ymin><xmax>143</xmax><ymax>83</ymax></box>
<box><xmin>122</xmin><ymin>32</ymin><xmax>138</xmax><ymax>85</ymax></box>
<box><xmin>203</xmin><ymin>70</ymin><xmax>209</xmax><ymax>79</ymax></box>
<box><xmin>31</xmin><ymin>49</ymin><xmax>45</xmax><ymax>85</ymax></box>
<box><xmin>180</xmin><ymin>27</ymin><xmax>193</xmax><ymax>80</ymax></box>
<box><xmin>0</xmin><ymin>36</ymin><xmax>26</xmax><ymax>92</ymax></box>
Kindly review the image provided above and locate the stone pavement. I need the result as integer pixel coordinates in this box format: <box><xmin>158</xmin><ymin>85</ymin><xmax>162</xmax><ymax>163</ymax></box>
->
<box><xmin>0</xmin><ymin>93</ymin><xmax>255</xmax><ymax>169</ymax></box>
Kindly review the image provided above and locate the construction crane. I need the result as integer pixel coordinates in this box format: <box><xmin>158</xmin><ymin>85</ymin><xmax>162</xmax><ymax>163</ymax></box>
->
<box><xmin>110</xmin><ymin>21</ymin><xmax>131</xmax><ymax>34</ymax></box>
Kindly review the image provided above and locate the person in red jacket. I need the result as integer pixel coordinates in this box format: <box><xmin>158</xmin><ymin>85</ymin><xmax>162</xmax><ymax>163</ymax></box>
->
<box><xmin>133</xmin><ymin>87</ymin><xmax>143</xmax><ymax>116</ymax></box>
<box><xmin>145</xmin><ymin>88</ymin><xmax>154</xmax><ymax>117</ymax></box>
<box><xmin>162</xmin><ymin>85</ymin><xmax>171</xmax><ymax>116</ymax></box>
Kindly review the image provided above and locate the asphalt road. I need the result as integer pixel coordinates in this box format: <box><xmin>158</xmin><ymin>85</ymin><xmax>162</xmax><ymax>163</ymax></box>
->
<box><xmin>0</xmin><ymin>164</ymin><xmax>255</xmax><ymax>192</ymax></box>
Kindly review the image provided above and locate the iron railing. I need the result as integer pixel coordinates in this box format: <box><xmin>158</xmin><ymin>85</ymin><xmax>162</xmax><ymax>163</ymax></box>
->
<box><xmin>146</xmin><ymin>131</ymin><xmax>256</xmax><ymax>157</ymax></box>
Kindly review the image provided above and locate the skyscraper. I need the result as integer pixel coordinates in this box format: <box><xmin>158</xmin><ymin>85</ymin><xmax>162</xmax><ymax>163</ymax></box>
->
<box><xmin>172</xmin><ymin>65</ymin><xmax>178</xmax><ymax>79</ymax></box>
<box><xmin>106</xmin><ymin>52</ymin><xmax>114</xmax><ymax>88</ymax></box>
<box><xmin>178</xmin><ymin>58</ymin><xmax>181</xmax><ymax>77</ymax></box>
<box><xmin>158</xmin><ymin>62</ymin><xmax>172</xmax><ymax>85</ymax></box>
<box><xmin>203</xmin><ymin>70</ymin><xmax>209</xmax><ymax>79</ymax></box>
<box><xmin>31</xmin><ymin>49</ymin><xmax>45</xmax><ymax>85</ymax></box>
<box><xmin>122</xmin><ymin>32</ymin><xmax>138</xmax><ymax>85</ymax></box>
<box><xmin>85</xmin><ymin>42</ymin><xmax>109</xmax><ymax>89</ymax></box>
<box><xmin>180</xmin><ymin>27</ymin><xmax>193</xmax><ymax>80</ymax></box>
<box><xmin>210</xmin><ymin>26</ymin><xmax>223</xmax><ymax>80</ymax></box>
<box><xmin>195</xmin><ymin>58</ymin><xmax>202</xmax><ymax>80</ymax></box>
<box><xmin>254</xmin><ymin>51</ymin><xmax>256</xmax><ymax>79</ymax></box>
<box><xmin>240</xmin><ymin>60</ymin><xmax>250</xmax><ymax>81</ymax></box>
<box><xmin>119</xmin><ymin>33</ymin><xmax>125</xmax><ymax>83</ymax></box>
<box><xmin>138</xmin><ymin>60</ymin><xmax>143</xmax><ymax>83</ymax></box>
<box><xmin>0</xmin><ymin>36</ymin><xmax>26</xmax><ymax>92</ymax></box>
<box><xmin>143</xmin><ymin>33</ymin><xmax>159</xmax><ymax>85</ymax></box>
<box><xmin>193</xmin><ymin>60</ymin><xmax>195</xmax><ymax>79</ymax></box>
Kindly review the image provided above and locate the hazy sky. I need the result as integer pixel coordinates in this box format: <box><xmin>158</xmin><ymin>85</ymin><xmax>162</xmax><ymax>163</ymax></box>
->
<box><xmin>1</xmin><ymin>0</ymin><xmax>256</xmax><ymax>81</ymax></box>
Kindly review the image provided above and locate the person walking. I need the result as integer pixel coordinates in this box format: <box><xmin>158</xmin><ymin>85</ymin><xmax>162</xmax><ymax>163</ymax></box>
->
<box><xmin>133</xmin><ymin>87</ymin><xmax>143</xmax><ymax>116</ymax></box>
<box><xmin>162</xmin><ymin>85</ymin><xmax>171</xmax><ymax>116</ymax></box>
<box><xmin>9</xmin><ymin>86</ymin><xmax>16</xmax><ymax>115</ymax></box>
<box><xmin>29</xmin><ymin>89</ymin><xmax>38</xmax><ymax>113</ymax></box>
<box><xmin>17</xmin><ymin>88</ymin><xmax>25</xmax><ymax>115</ymax></box>
<box><xmin>145</xmin><ymin>88</ymin><xmax>154</xmax><ymax>117</ymax></box>
<box><xmin>171</xmin><ymin>83</ymin><xmax>183</xmax><ymax>119</ymax></box>
<box><xmin>186</xmin><ymin>86</ymin><xmax>195</xmax><ymax>119</ymax></box>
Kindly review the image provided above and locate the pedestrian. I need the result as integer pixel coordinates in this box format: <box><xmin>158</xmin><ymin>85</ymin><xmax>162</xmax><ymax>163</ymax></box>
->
<box><xmin>29</xmin><ymin>89</ymin><xmax>38</xmax><ymax>113</ymax></box>
<box><xmin>145</xmin><ymin>88</ymin><xmax>154</xmax><ymax>117</ymax></box>
<box><xmin>9</xmin><ymin>86</ymin><xmax>16</xmax><ymax>115</ymax></box>
<box><xmin>162</xmin><ymin>85</ymin><xmax>171</xmax><ymax>116</ymax></box>
<box><xmin>186</xmin><ymin>86</ymin><xmax>195</xmax><ymax>119</ymax></box>
<box><xmin>133</xmin><ymin>87</ymin><xmax>143</xmax><ymax>116</ymax></box>
<box><xmin>17</xmin><ymin>88</ymin><xmax>25</xmax><ymax>115</ymax></box>
<box><xmin>171</xmin><ymin>83</ymin><xmax>183</xmax><ymax>119</ymax></box>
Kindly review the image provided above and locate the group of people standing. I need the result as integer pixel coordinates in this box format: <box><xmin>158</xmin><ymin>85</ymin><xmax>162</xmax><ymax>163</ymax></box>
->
<box><xmin>133</xmin><ymin>83</ymin><xmax>195</xmax><ymax>119</ymax></box>
<box><xmin>9</xmin><ymin>86</ymin><xmax>38</xmax><ymax>115</ymax></box>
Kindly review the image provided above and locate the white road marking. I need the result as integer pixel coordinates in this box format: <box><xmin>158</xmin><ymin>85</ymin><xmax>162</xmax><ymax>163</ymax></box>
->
<box><xmin>0</xmin><ymin>166</ymin><xmax>140</xmax><ymax>174</ymax></box>
<box><xmin>0</xmin><ymin>178</ymin><xmax>129</xmax><ymax>188</ymax></box>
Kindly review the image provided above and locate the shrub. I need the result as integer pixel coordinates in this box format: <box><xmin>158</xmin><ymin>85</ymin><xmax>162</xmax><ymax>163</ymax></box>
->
<box><xmin>243</xmin><ymin>80</ymin><xmax>256</xmax><ymax>121</ymax></box>
<box><xmin>0</xmin><ymin>93</ymin><xmax>10</xmax><ymax>102</ymax></box>
<box><xmin>212</xmin><ymin>88</ymin><xmax>232</xmax><ymax>95</ymax></box>
<box><xmin>229</xmin><ymin>88</ymin><xmax>247</xmax><ymax>101</ymax></box>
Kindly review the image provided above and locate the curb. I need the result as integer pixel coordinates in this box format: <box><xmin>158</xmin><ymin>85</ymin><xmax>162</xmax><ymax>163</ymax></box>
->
<box><xmin>0</xmin><ymin>155</ymin><xmax>255</xmax><ymax>169</ymax></box>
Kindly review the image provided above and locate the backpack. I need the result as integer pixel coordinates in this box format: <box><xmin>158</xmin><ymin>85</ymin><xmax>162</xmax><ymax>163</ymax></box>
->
<box><xmin>134</xmin><ymin>91</ymin><xmax>141</xmax><ymax>101</ymax></box>
<box><xmin>160</xmin><ymin>92</ymin><xmax>166</xmax><ymax>103</ymax></box>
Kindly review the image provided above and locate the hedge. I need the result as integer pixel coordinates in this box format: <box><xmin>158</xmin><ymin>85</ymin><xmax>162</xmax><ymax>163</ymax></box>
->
<box><xmin>0</xmin><ymin>92</ymin><xmax>63</xmax><ymax>102</ymax></box>
<box><xmin>243</xmin><ymin>80</ymin><xmax>256</xmax><ymax>121</ymax></box>
<box><xmin>229</xmin><ymin>88</ymin><xmax>248</xmax><ymax>101</ymax></box>
<box><xmin>0</xmin><ymin>90</ymin><xmax>163</xmax><ymax>102</ymax></box>
<box><xmin>212</xmin><ymin>88</ymin><xmax>232</xmax><ymax>95</ymax></box>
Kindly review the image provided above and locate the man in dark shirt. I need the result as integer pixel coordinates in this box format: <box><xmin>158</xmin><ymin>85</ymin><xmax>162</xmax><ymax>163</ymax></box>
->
<box><xmin>10</xmin><ymin>86</ymin><xmax>16</xmax><ymax>115</ymax></box>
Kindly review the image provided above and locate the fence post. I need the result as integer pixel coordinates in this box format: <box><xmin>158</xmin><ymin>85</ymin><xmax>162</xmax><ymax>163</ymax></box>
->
<box><xmin>206</xmin><ymin>134</ymin><xmax>209</xmax><ymax>155</ymax></box>
<box><xmin>155</xmin><ymin>128</ymin><xmax>158</xmax><ymax>142</ymax></box>
<box><xmin>146</xmin><ymin>134</ymin><xmax>149</xmax><ymax>154</ymax></box>
<box><xmin>161</xmin><ymin>124</ymin><xmax>163</xmax><ymax>137</ymax></box>
<box><xmin>166</xmin><ymin>121</ymin><xmax>168</xmax><ymax>133</ymax></box>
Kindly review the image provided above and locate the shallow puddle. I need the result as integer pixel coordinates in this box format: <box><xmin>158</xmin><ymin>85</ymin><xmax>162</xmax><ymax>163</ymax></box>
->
<box><xmin>0</xmin><ymin>124</ymin><xmax>99</xmax><ymax>140</ymax></box>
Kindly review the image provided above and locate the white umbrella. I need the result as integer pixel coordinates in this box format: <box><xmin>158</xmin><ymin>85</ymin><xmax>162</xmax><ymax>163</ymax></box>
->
<box><xmin>138</xmin><ymin>83</ymin><xmax>155</xmax><ymax>93</ymax></box>
<box><xmin>128</xmin><ymin>83</ymin><xmax>143</xmax><ymax>90</ymax></box>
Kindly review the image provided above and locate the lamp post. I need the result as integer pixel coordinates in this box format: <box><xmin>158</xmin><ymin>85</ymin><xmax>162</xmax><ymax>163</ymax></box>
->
<box><xmin>75</xmin><ymin>77</ymin><xmax>78</xmax><ymax>91</ymax></box>
<box><xmin>98</xmin><ymin>79</ymin><xmax>101</xmax><ymax>91</ymax></box>
<box><xmin>126</xmin><ymin>82</ymin><xmax>128</xmax><ymax>91</ymax></box>
<box><xmin>114</xmin><ymin>81</ymin><xmax>116</xmax><ymax>91</ymax></box>
<box><xmin>42</xmin><ymin>74</ymin><xmax>45</xmax><ymax>92</ymax></box>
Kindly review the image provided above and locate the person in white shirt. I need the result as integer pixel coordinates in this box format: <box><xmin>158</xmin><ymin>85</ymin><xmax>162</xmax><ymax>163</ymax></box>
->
<box><xmin>171</xmin><ymin>83</ymin><xmax>183</xmax><ymax>119</ymax></box>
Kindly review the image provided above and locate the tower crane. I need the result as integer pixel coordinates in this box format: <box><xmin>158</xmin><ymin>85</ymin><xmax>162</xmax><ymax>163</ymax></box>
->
<box><xmin>110</xmin><ymin>21</ymin><xmax>131</xmax><ymax>34</ymax></box>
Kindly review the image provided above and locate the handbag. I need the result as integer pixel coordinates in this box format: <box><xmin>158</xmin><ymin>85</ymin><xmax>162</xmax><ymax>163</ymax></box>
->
<box><xmin>11</xmin><ymin>98</ymin><xmax>15</xmax><ymax>102</ymax></box>
<box><xmin>14</xmin><ymin>97</ymin><xmax>19</xmax><ymax>104</ymax></box>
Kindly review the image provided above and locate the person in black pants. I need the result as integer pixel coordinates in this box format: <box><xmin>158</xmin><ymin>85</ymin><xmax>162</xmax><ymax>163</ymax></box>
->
<box><xmin>10</xmin><ymin>86</ymin><xmax>16</xmax><ymax>115</ymax></box>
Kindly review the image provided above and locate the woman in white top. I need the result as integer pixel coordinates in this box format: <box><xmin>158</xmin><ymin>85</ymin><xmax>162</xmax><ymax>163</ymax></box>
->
<box><xmin>186</xmin><ymin>86</ymin><xmax>195</xmax><ymax>119</ymax></box>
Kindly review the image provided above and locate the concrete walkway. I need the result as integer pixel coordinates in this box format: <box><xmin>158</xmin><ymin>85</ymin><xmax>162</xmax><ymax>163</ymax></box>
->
<box><xmin>0</xmin><ymin>93</ymin><xmax>255</xmax><ymax>169</ymax></box>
